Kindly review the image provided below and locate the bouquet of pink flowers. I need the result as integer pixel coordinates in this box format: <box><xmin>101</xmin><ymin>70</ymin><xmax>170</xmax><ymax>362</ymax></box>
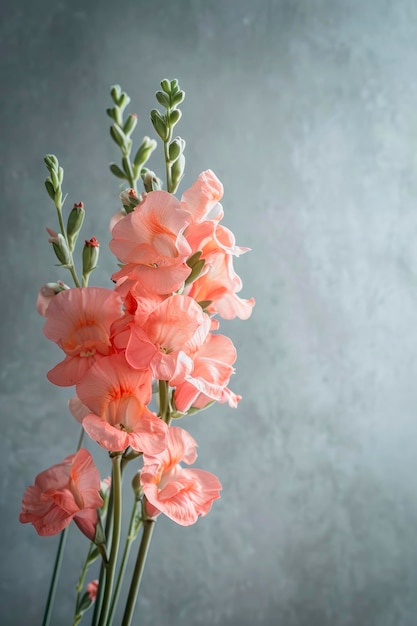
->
<box><xmin>19</xmin><ymin>79</ymin><xmax>254</xmax><ymax>626</ymax></box>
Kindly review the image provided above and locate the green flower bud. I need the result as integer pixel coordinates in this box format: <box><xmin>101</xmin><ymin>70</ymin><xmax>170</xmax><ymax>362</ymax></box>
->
<box><xmin>46</xmin><ymin>229</ymin><xmax>71</xmax><ymax>267</ymax></box>
<box><xmin>170</xmin><ymin>154</ymin><xmax>185</xmax><ymax>192</ymax></box>
<box><xmin>131</xmin><ymin>472</ymin><xmax>142</xmax><ymax>501</ymax></box>
<box><xmin>169</xmin><ymin>109</ymin><xmax>181</xmax><ymax>128</ymax></box>
<box><xmin>66</xmin><ymin>202</ymin><xmax>85</xmax><ymax>251</ymax></box>
<box><xmin>141</xmin><ymin>169</ymin><xmax>162</xmax><ymax>193</ymax></box>
<box><xmin>168</xmin><ymin>137</ymin><xmax>185</xmax><ymax>163</ymax></box>
<box><xmin>150</xmin><ymin>109</ymin><xmax>168</xmax><ymax>141</ymax></box>
<box><xmin>82</xmin><ymin>237</ymin><xmax>100</xmax><ymax>277</ymax></box>
<box><xmin>133</xmin><ymin>136</ymin><xmax>157</xmax><ymax>172</ymax></box>
<box><xmin>110</xmin><ymin>124</ymin><xmax>127</xmax><ymax>149</ymax></box>
<box><xmin>160</xmin><ymin>79</ymin><xmax>171</xmax><ymax>94</ymax></box>
<box><xmin>110</xmin><ymin>84</ymin><xmax>122</xmax><ymax>103</ymax></box>
<box><xmin>155</xmin><ymin>90</ymin><xmax>170</xmax><ymax>108</ymax></box>
<box><xmin>123</xmin><ymin>114</ymin><xmax>138</xmax><ymax>136</ymax></box>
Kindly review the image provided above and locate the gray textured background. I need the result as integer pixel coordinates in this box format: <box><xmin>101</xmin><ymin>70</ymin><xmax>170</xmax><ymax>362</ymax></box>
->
<box><xmin>2</xmin><ymin>0</ymin><xmax>417</xmax><ymax>624</ymax></box>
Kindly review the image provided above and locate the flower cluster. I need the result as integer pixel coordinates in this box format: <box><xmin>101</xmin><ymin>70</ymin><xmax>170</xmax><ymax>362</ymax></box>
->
<box><xmin>19</xmin><ymin>80</ymin><xmax>254</xmax><ymax>626</ymax></box>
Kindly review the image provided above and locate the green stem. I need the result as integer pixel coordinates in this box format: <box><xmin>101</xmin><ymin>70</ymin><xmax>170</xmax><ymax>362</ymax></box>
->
<box><xmin>92</xmin><ymin>473</ymin><xmax>115</xmax><ymax>625</ymax></box>
<box><xmin>73</xmin><ymin>542</ymin><xmax>96</xmax><ymax>620</ymax></box>
<box><xmin>55</xmin><ymin>206</ymin><xmax>81</xmax><ymax>288</ymax></box>
<box><xmin>121</xmin><ymin>517</ymin><xmax>156</xmax><ymax>626</ymax></box>
<box><xmin>105</xmin><ymin>498</ymin><xmax>142</xmax><ymax>626</ymax></box>
<box><xmin>97</xmin><ymin>455</ymin><xmax>123</xmax><ymax>626</ymax></box>
<box><xmin>41</xmin><ymin>526</ymin><xmax>68</xmax><ymax>626</ymax></box>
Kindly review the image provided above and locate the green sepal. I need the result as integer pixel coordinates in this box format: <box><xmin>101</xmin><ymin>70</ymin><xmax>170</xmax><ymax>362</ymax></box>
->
<box><xmin>187</xmin><ymin>401</ymin><xmax>216</xmax><ymax>415</ymax></box>
<box><xmin>197</xmin><ymin>299</ymin><xmax>212</xmax><ymax>310</ymax></box>
<box><xmin>109</xmin><ymin>163</ymin><xmax>126</xmax><ymax>179</ymax></box>
<box><xmin>186</xmin><ymin>250</ymin><xmax>202</xmax><ymax>268</ymax></box>
<box><xmin>184</xmin><ymin>258</ymin><xmax>205</xmax><ymax>285</ymax></box>
<box><xmin>87</xmin><ymin>546</ymin><xmax>100</xmax><ymax>565</ymax></box>
<box><xmin>77</xmin><ymin>591</ymin><xmax>93</xmax><ymax>614</ymax></box>
<box><xmin>93</xmin><ymin>516</ymin><xmax>106</xmax><ymax>546</ymax></box>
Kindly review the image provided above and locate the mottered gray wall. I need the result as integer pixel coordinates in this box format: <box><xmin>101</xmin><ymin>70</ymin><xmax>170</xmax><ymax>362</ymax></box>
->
<box><xmin>2</xmin><ymin>1</ymin><xmax>417</xmax><ymax>625</ymax></box>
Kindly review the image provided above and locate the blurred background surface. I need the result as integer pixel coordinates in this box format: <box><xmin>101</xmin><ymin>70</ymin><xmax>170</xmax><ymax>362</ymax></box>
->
<box><xmin>2</xmin><ymin>1</ymin><xmax>417</xmax><ymax>624</ymax></box>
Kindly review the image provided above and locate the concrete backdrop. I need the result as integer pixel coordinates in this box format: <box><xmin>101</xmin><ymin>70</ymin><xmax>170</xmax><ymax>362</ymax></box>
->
<box><xmin>2</xmin><ymin>0</ymin><xmax>417</xmax><ymax>624</ymax></box>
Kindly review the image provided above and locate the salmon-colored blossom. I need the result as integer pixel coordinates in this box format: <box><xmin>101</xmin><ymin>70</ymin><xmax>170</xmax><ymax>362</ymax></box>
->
<box><xmin>75</xmin><ymin>354</ymin><xmax>167</xmax><ymax>454</ymax></box>
<box><xmin>180</xmin><ymin>169</ymin><xmax>224</xmax><ymax>224</ymax></box>
<box><xmin>172</xmin><ymin>333</ymin><xmax>241</xmax><ymax>412</ymax></box>
<box><xmin>86</xmin><ymin>579</ymin><xmax>99</xmax><ymax>601</ymax></box>
<box><xmin>123</xmin><ymin>294</ymin><xmax>211</xmax><ymax>381</ymax></box>
<box><xmin>43</xmin><ymin>287</ymin><xmax>124</xmax><ymax>386</ymax></box>
<box><xmin>110</xmin><ymin>191</ymin><xmax>192</xmax><ymax>294</ymax></box>
<box><xmin>19</xmin><ymin>449</ymin><xmax>103</xmax><ymax>539</ymax></box>
<box><xmin>141</xmin><ymin>427</ymin><xmax>222</xmax><ymax>526</ymax></box>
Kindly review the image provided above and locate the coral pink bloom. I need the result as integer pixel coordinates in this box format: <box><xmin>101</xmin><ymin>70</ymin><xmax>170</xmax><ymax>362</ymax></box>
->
<box><xmin>43</xmin><ymin>287</ymin><xmax>123</xmax><ymax>387</ymax></box>
<box><xmin>181</xmin><ymin>170</ymin><xmax>224</xmax><ymax>224</ymax></box>
<box><xmin>141</xmin><ymin>427</ymin><xmax>222</xmax><ymax>526</ymax></box>
<box><xmin>110</xmin><ymin>191</ymin><xmax>192</xmax><ymax>294</ymax></box>
<box><xmin>76</xmin><ymin>354</ymin><xmax>167</xmax><ymax>454</ymax></box>
<box><xmin>19</xmin><ymin>449</ymin><xmax>103</xmax><ymax>539</ymax></box>
<box><xmin>184</xmin><ymin>251</ymin><xmax>255</xmax><ymax>320</ymax></box>
<box><xmin>86</xmin><ymin>580</ymin><xmax>99</xmax><ymax>601</ymax></box>
<box><xmin>172</xmin><ymin>333</ymin><xmax>241</xmax><ymax>412</ymax></box>
<box><xmin>124</xmin><ymin>294</ymin><xmax>211</xmax><ymax>381</ymax></box>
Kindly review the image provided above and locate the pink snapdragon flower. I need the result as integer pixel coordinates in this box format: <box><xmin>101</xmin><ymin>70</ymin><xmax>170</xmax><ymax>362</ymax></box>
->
<box><xmin>43</xmin><ymin>287</ymin><xmax>124</xmax><ymax>387</ymax></box>
<box><xmin>110</xmin><ymin>191</ymin><xmax>192</xmax><ymax>294</ymax></box>
<box><xmin>172</xmin><ymin>333</ymin><xmax>241</xmax><ymax>412</ymax></box>
<box><xmin>122</xmin><ymin>294</ymin><xmax>211</xmax><ymax>382</ymax></box>
<box><xmin>140</xmin><ymin>427</ymin><xmax>222</xmax><ymax>526</ymax></box>
<box><xmin>19</xmin><ymin>449</ymin><xmax>103</xmax><ymax>539</ymax></box>
<box><xmin>74</xmin><ymin>354</ymin><xmax>167</xmax><ymax>454</ymax></box>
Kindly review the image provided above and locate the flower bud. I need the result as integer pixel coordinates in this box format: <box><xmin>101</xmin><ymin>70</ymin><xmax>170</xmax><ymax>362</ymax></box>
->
<box><xmin>46</xmin><ymin>228</ymin><xmax>71</xmax><ymax>266</ymax></box>
<box><xmin>131</xmin><ymin>471</ymin><xmax>142</xmax><ymax>501</ymax></box>
<box><xmin>66</xmin><ymin>202</ymin><xmax>85</xmax><ymax>251</ymax></box>
<box><xmin>82</xmin><ymin>237</ymin><xmax>100</xmax><ymax>278</ymax></box>
<box><xmin>150</xmin><ymin>109</ymin><xmax>168</xmax><ymax>141</ymax></box>
<box><xmin>133</xmin><ymin>136</ymin><xmax>157</xmax><ymax>171</ymax></box>
<box><xmin>168</xmin><ymin>137</ymin><xmax>185</xmax><ymax>163</ymax></box>
<box><xmin>36</xmin><ymin>281</ymin><xmax>70</xmax><ymax>316</ymax></box>
<box><xmin>170</xmin><ymin>154</ymin><xmax>185</xmax><ymax>193</ymax></box>
<box><xmin>141</xmin><ymin>169</ymin><xmax>162</xmax><ymax>193</ymax></box>
<box><xmin>123</xmin><ymin>114</ymin><xmax>138</xmax><ymax>136</ymax></box>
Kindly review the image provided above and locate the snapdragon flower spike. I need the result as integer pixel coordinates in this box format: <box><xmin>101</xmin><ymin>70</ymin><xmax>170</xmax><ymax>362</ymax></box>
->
<box><xmin>109</xmin><ymin>190</ymin><xmax>192</xmax><ymax>294</ymax></box>
<box><xmin>19</xmin><ymin>449</ymin><xmax>103</xmax><ymax>540</ymax></box>
<box><xmin>43</xmin><ymin>287</ymin><xmax>124</xmax><ymax>386</ymax></box>
<box><xmin>141</xmin><ymin>427</ymin><xmax>222</xmax><ymax>526</ymax></box>
<box><xmin>74</xmin><ymin>353</ymin><xmax>168</xmax><ymax>454</ymax></box>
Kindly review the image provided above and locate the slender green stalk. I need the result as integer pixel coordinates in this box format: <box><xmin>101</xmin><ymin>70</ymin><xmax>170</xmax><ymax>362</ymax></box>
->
<box><xmin>92</xmin><ymin>473</ymin><xmax>115</xmax><ymax>625</ymax></box>
<box><xmin>105</xmin><ymin>498</ymin><xmax>142</xmax><ymax>626</ymax></box>
<box><xmin>41</xmin><ymin>526</ymin><xmax>68</xmax><ymax>626</ymax></box>
<box><xmin>72</xmin><ymin>542</ymin><xmax>96</xmax><ymax>621</ymax></box>
<box><xmin>97</xmin><ymin>454</ymin><xmax>123</xmax><ymax>626</ymax></box>
<box><xmin>121</xmin><ymin>518</ymin><xmax>155</xmax><ymax>626</ymax></box>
